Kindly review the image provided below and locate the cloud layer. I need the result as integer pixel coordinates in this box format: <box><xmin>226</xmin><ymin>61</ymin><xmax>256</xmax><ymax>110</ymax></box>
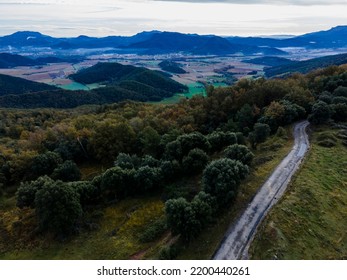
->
<box><xmin>152</xmin><ymin>0</ymin><xmax>347</xmax><ymax>5</ymax></box>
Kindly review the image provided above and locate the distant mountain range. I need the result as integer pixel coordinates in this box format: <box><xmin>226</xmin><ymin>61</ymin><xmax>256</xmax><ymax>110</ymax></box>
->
<box><xmin>1</xmin><ymin>26</ymin><xmax>346</xmax><ymax>56</ymax></box>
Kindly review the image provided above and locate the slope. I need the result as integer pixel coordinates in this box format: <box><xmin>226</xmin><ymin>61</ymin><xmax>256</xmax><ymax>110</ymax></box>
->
<box><xmin>0</xmin><ymin>73</ymin><xmax>57</xmax><ymax>96</ymax></box>
<box><xmin>265</xmin><ymin>53</ymin><xmax>347</xmax><ymax>77</ymax></box>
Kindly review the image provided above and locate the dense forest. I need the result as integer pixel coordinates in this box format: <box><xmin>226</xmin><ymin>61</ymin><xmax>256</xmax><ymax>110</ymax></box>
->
<box><xmin>0</xmin><ymin>64</ymin><xmax>347</xmax><ymax>258</ymax></box>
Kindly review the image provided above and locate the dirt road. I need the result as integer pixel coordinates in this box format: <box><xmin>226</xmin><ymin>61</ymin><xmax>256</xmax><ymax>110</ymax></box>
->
<box><xmin>213</xmin><ymin>121</ymin><xmax>310</xmax><ymax>260</ymax></box>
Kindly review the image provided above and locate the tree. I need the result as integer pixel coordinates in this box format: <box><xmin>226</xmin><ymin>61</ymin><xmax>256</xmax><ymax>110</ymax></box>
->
<box><xmin>191</xmin><ymin>192</ymin><xmax>216</xmax><ymax>228</ymax></box>
<box><xmin>114</xmin><ymin>153</ymin><xmax>140</xmax><ymax>169</ymax></box>
<box><xmin>69</xmin><ymin>181</ymin><xmax>100</xmax><ymax>207</ymax></box>
<box><xmin>176</xmin><ymin>132</ymin><xmax>210</xmax><ymax>156</ymax></box>
<box><xmin>100</xmin><ymin>166</ymin><xmax>137</xmax><ymax>200</ymax></box>
<box><xmin>224</xmin><ymin>144</ymin><xmax>254</xmax><ymax>166</ymax></box>
<box><xmin>139</xmin><ymin>126</ymin><xmax>161</xmax><ymax>156</ymax></box>
<box><xmin>135</xmin><ymin>166</ymin><xmax>162</xmax><ymax>191</ymax></box>
<box><xmin>91</xmin><ymin>121</ymin><xmax>136</xmax><ymax>162</ymax></box>
<box><xmin>31</xmin><ymin>152</ymin><xmax>62</xmax><ymax>178</ymax></box>
<box><xmin>308</xmin><ymin>101</ymin><xmax>332</xmax><ymax>124</ymax></box>
<box><xmin>182</xmin><ymin>148</ymin><xmax>209</xmax><ymax>174</ymax></box>
<box><xmin>207</xmin><ymin>131</ymin><xmax>237</xmax><ymax>152</ymax></box>
<box><xmin>202</xmin><ymin>158</ymin><xmax>249</xmax><ymax>206</ymax></box>
<box><xmin>165</xmin><ymin>197</ymin><xmax>200</xmax><ymax>241</ymax></box>
<box><xmin>51</xmin><ymin>160</ymin><xmax>81</xmax><ymax>182</ymax></box>
<box><xmin>160</xmin><ymin>160</ymin><xmax>181</xmax><ymax>181</ymax></box>
<box><xmin>35</xmin><ymin>180</ymin><xmax>82</xmax><ymax>235</ymax></box>
<box><xmin>330</xmin><ymin>103</ymin><xmax>347</xmax><ymax>122</ymax></box>
<box><xmin>16</xmin><ymin>176</ymin><xmax>54</xmax><ymax>209</ymax></box>
<box><xmin>236</xmin><ymin>104</ymin><xmax>255</xmax><ymax>132</ymax></box>
<box><xmin>249</xmin><ymin>123</ymin><xmax>271</xmax><ymax>149</ymax></box>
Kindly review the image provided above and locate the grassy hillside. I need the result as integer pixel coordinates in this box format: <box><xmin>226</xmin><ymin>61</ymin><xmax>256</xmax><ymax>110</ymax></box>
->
<box><xmin>250</xmin><ymin>125</ymin><xmax>347</xmax><ymax>259</ymax></box>
<box><xmin>265</xmin><ymin>53</ymin><xmax>347</xmax><ymax>77</ymax></box>
<box><xmin>0</xmin><ymin>73</ymin><xmax>57</xmax><ymax>96</ymax></box>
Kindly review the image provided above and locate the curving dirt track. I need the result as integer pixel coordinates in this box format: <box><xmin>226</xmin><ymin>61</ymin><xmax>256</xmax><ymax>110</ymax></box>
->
<box><xmin>213</xmin><ymin>121</ymin><xmax>310</xmax><ymax>260</ymax></box>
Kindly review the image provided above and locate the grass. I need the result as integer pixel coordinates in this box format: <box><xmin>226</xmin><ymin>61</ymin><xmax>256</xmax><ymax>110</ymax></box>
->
<box><xmin>250</xmin><ymin>125</ymin><xmax>347</xmax><ymax>259</ymax></box>
<box><xmin>0</xmin><ymin>197</ymin><xmax>165</xmax><ymax>259</ymax></box>
<box><xmin>155</xmin><ymin>82</ymin><xmax>206</xmax><ymax>104</ymax></box>
<box><xmin>177</xmin><ymin>128</ymin><xmax>294</xmax><ymax>259</ymax></box>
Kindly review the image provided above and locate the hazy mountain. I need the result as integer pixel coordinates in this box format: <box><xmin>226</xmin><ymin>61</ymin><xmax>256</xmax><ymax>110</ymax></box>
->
<box><xmin>0</xmin><ymin>26</ymin><xmax>346</xmax><ymax>55</ymax></box>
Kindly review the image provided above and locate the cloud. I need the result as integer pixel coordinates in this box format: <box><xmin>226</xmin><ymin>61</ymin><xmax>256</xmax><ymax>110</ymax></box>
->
<box><xmin>151</xmin><ymin>0</ymin><xmax>347</xmax><ymax>5</ymax></box>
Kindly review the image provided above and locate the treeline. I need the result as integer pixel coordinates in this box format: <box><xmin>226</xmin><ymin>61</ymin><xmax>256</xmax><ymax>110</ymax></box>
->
<box><xmin>1</xmin><ymin>64</ymin><xmax>347</xmax><ymax>246</ymax></box>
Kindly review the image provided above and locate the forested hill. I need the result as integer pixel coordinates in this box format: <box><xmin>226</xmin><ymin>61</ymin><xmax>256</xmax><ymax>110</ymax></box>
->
<box><xmin>265</xmin><ymin>53</ymin><xmax>347</xmax><ymax>77</ymax></box>
<box><xmin>0</xmin><ymin>62</ymin><xmax>188</xmax><ymax>108</ymax></box>
<box><xmin>0</xmin><ymin>73</ymin><xmax>57</xmax><ymax>96</ymax></box>
<box><xmin>70</xmin><ymin>62</ymin><xmax>187</xmax><ymax>94</ymax></box>
<box><xmin>243</xmin><ymin>56</ymin><xmax>294</xmax><ymax>67</ymax></box>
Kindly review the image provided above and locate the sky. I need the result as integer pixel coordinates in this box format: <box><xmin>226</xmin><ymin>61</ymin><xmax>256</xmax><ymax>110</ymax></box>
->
<box><xmin>0</xmin><ymin>0</ymin><xmax>346</xmax><ymax>37</ymax></box>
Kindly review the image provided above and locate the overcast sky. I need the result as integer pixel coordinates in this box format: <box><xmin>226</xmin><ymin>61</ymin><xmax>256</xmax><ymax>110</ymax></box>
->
<box><xmin>0</xmin><ymin>0</ymin><xmax>346</xmax><ymax>37</ymax></box>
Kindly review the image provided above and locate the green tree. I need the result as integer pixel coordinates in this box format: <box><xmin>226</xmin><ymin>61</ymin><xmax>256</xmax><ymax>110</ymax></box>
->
<box><xmin>249</xmin><ymin>123</ymin><xmax>271</xmax><ymax>149</ymax></box>
<box><xmin>31</xmin><ymin>152</ymin><xmax>62</xmax><ymax>178</ymax></box>
<box><xmin>35</xmin><ymin>180</ymin><xmax>82</xmax><ymax>235</ymax></box>
<box><xmin>51</xmin><ymin>160</ymin><xmax>81</xmax><ymax>182</ymax></box>
<box><xmin>100</xmin><ymin>167</ymin><xmax>137</xmax><ymax>200</ymax></box>
<box><xmin>202</xmin><ymin>159</ymin><xmax>249</xmax><ymax>206</ymax></box>
<box><xmin>16</xmin><ymin>176</ymin><xmax>54</xmax><ymax>209</ymax></box>
<box><xmin>135</xmin><ymin>166</ymin><xmax>162</xmax><ymax>191</ymax></box>
<box><xmin>308</xmin><ymin>101</ymin><xmax>332</xmax><ymax>124</ymax></box>
<box><xmin>182</xmin><ymin>148</ymin><xmax>209</xmax><ymax>174</ymax></box>
<box><xmin>165</xmin><ymin>197</ymin><xmax>200</xmax><ymax>242</ymax></box>
<box><xmin>224</xmin><ymin>144</ymin><xmax>254</xmax><ymax>166</ymax></box>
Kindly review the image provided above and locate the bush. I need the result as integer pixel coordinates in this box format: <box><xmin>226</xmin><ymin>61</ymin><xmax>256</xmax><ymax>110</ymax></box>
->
<box><xmin>160</xmin><ymin>160</ymin><xmax>181</xmax><ymax>181</ymax></box>
<box><xmin>139</xmin><ymin>217</ymin><xmax>167</xmax><ymax>243</ymax></box>
<box><xmin>223</xmin><ymin>144</ymin><xmax>254</xmax><ymax>166</ymax></box>
<box><xmin>35</xmin><ymin>180</ymin><xmax>82</xmax><ymax>235</ymax></box>
<box><xmin>308</xmin><ymin>101</ymin><xmax>332</xmax><ymax>124</ymax></box>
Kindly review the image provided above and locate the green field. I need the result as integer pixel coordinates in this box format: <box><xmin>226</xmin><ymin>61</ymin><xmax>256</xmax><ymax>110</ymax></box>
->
<box><xmin>156</xmin><ymin>82</ymin><xmax>207</xmax><ymax>104</ymax></box>
<box><xmin>250</xmin><ymin>126</ymin><xmax>347</xmax><ymax>259</ymax></box>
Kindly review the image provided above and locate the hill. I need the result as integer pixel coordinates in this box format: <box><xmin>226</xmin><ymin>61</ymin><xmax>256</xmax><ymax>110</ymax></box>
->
<box><xmin>243</xmin><ymin>56</ymin><xmax>294</xmax><ymax>67</ymax></box>
<box><xmin>159</xmin><ymin>60</ymin><xmax>187</xmax><ymax>74</ymax></box>
<box><xmin>0</xmin><ymin>63</ymin><xmax>188</xmax><ymax>108</ymax></box>
<box><xmin>265</xmin><ymin>53</ymin><xmax>347</xmax><ymax>77</ymax></box>
<box><xmin>0</xmin><ymin>73</ymin><xmax>57</xmax><ymax>96</ymax></box>
<box><xmin>0</xmin><ymin>53</ymin><xmax>36</xmax><ymax>68</ymax></box>
<box><xmin>0</xmin><ymin>53</ymin><xmax>82</xmax><ymax>68</ymax></box>
<box><xmin>70</xmin><ymin>62</ymin><xmax>187</xmax><ymax>95</ymax></box>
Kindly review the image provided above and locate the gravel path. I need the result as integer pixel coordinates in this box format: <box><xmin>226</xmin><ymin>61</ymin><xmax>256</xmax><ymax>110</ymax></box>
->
<box><xmin>213</xmin><ymin>121</ymin><xmax>310</xmax><ymax>260</ymax></box>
